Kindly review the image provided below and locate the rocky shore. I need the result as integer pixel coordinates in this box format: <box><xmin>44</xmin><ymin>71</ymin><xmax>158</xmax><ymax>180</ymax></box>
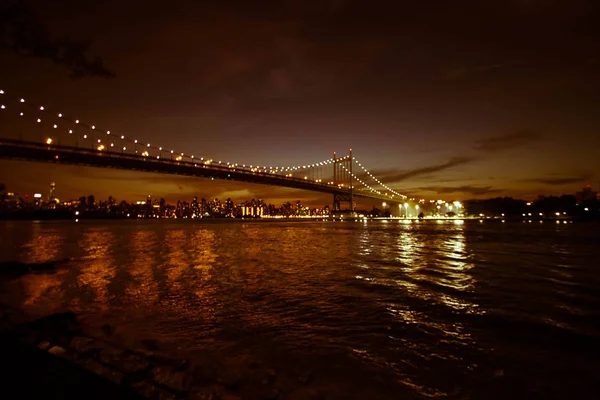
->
<box><xmin>0</xmin><ymin>307</ymin><xmax>326</xmax><ymax>400</ymax></box>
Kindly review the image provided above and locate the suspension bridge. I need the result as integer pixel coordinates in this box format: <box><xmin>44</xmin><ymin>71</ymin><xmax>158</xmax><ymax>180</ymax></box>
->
<box><xmin>0</xmin><ymin>89</ymin><xmax>407</xmax><ymax>211</ymax></box>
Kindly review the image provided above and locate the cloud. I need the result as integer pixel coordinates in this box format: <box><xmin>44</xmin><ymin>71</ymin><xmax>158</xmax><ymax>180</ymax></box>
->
<box><xmin>474</xmin><ymin>131</ymin><xmax>540</xmax><ymax>153</ymax></box>
<box><xmin>415</xmin><ymin>185</ymin><xmax>504</xmax><ymax>196</ymax></box>
<box><xmin>520</xmin><ymin>172</ymin><xmax>592</xmax><ymax>186</ymax></box>
<box><xmin>370</xmin><ymin>156</ymin><xmax>476</xmax><ymax>183</ymax></box>
<box><xmin>444</xmin><ymin>63</ymin><xmax>510</xmax><ymax>79</ymax></box>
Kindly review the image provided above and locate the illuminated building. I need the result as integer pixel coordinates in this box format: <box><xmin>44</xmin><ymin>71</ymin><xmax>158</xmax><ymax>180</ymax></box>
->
<box><xmin>49</xmin><ymin>181</ymin><xmax>56</xmax><ymax>201</ymax></box>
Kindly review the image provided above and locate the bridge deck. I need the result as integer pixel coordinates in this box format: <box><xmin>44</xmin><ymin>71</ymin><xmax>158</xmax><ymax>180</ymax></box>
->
<box><xmin>0</xmin><ymin>139</ymin><xmax>393</xmax><ymax>201</ymax></box>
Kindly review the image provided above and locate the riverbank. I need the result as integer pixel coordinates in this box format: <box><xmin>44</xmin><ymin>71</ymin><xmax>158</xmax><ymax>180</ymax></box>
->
<box><xmin>0</xmin><ymin>307</ymin><xmax>291</xmax><ymax>400</ymax></box>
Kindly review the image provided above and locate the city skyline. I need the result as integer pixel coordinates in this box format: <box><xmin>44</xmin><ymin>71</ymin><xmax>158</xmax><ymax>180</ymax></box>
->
<box><xmin>1</xmin><ymin>1</ymin><xmax>600</xmax><ymax>203</ymax></box>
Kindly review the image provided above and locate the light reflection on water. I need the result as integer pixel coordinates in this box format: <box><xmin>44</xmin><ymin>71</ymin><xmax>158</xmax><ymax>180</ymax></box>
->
<box><xmin>0</xmin><ymin>220</ymin><xmax>599</xmax><ymax>399</ymax></box>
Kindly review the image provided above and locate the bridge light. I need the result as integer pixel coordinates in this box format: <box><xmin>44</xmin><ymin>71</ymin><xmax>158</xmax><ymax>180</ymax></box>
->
<box><xmin>98</xmin><ymin>139</ymin><xmax>101</xmax><ymax>143</ymax></box>
<box><xmin>147</xmin><ymin>143</ymin><xmax>150</xmax><ymax>147</ymax></box>
<box><xmin>69</xmin><ymin>130</ymin><xmax>73</xmax><ymax>134</ymax></box>
<box><xmin>159</xmin><ymin>147</ymin><xmax>162</xmax><ymax>151</ymax></box>
<box><xmin>134</xmin><ymin>140</ymin><xmax>138</xmax><ymax>143</ymax></box>
<box><xmin>0</xmin><ymin>105</ymin><xmax>4</xmax><ymax>109</ymax></box>
<box><xmin>37</xmin><ymin>118</ymin><xmax>41</xmax><ymax>123</ymax></box>
<box><xmin>53</xmin><ymin>124</ymin><xmax>57</xmax><ymax>128</ymax></box>
<box><xmin>20</xmin><ymin>112</ymin><xmax>23</xmax><ymax>116</ymax></box>
<box><xmin>107</xmin><ymin>131</ymin><xmax>110</xmax><ymax>135</ymax></box>
<box><xmin>171</xmin><ymin>150</ymin><xmax>174</xmax><ymax>153</ymax></box>
<box><xmin>75</xmin><ymin>119</ymin><xmax>79</xmax><ymax>124</ymax></box>
<box><xmin>83</xmin><ymin>134</ymin><xmax>87</xmax><ymax>139</ymax></box>
<box><xmin>0</xmin><ymin>89</ymin><xmax>3</xmax><ymax>94</ymax></box>
<box><xmin>121</xmin><ymin>135</ymin><xmax>125</xmax><ymax>139</ymax></box>
<box><xmin>39</xmin><ymin>106</ymin><xmax>44</xmax><ymax>110</ymax></box>
<box><xmin>20</xmin><ymin>98</ymin><xmax>25</xmax><ymax>103</ymax></box>
<box><xmin>110</xmin><ymin>143</ymin><xmax>114</xmax><ymax>147</ymax></box>
<box><xmin>46</xmin><ymin>138</ymin><xmax>53</xmax><ymax>144</ymax></box>
<box><xmin>91</xmin><ymin>125</ymin><xmax>95</xmax><ymax>129</ymax></box>
<box><xmin>123</xmin><ymin>147</ymin><xmax>127</xmax><ymax>151</ymax></box>
<box><xmin>58</xmin><ymin>113</ymin><xmax>62</xmax><ymax>118</ymax></box>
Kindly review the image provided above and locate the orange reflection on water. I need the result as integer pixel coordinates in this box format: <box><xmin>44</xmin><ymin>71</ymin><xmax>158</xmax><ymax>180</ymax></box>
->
<box><xmin>77</xmin><ymin>230</ymin><xmax>116</xmax><ymax>311</ymax></box>
<box><xmin>164</xmin><ymin>229</ymin><xmax>189</xmax><ymax>288</ymax></box>
<box><xmin>21</xmin><ymin>227</ymin><xmax>65</xmax><ymax>264</ymax></box>
<box><xmin>190</xmin><ymin>229</ymin><xmax>217</xmax><ymax>278</ymax></box>
<box><xmin>19</xmin><ymin>227</ymin><xmax>67</xmax><ymax>308</ymax></box>
<box><xmin>126</xmin><ymin>229</ymin><xmax>160</xmax><ymax>304</ymax></box>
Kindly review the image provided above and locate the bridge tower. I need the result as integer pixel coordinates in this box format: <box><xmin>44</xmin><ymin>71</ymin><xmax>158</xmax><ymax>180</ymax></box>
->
<box><xmin>332</xmin><ymin>149</ymin><xmax>354</xmax><ymax>212</ymax></box>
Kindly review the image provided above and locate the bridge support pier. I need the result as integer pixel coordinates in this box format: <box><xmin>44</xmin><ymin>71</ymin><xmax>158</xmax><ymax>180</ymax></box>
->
<box><xmin>332</xmin><ymin>149</ymin><xmax>354</xmax><ymax>213</ymax></box>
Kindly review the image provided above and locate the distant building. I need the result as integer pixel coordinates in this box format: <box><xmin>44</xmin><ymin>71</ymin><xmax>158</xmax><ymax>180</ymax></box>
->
<box><xmin>576</xmin><ymin>184</ymin><xmax>597</xmax><ymax>202</ymax></box>
<box><xmin>49</xmin><ymin>182</ymin><xmax>56</xmax><ymax>201</ymax></box>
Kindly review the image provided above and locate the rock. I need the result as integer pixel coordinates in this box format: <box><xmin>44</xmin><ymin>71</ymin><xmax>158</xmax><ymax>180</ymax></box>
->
<box><xmin>287</xmin><ymin>388</ymin><xmax>320</xmax><ymax>400</ymax></box>
<box><xmin>28</xmin><ymin>312</ymin><xmax>79</xmax><ymax>334</ymax></box>
<box><xmin>175</xmin><ymin>359</ymin><xmax>190</xmax><ymax>371</ymax></box>
<box><xmin>48</xmin><ymin>345</ymin><xmax>68</xmax><ymax>357</ymax></box>
<box><xmin>259</xmin><ymin>368</ymin><xmax>277</xmax><ymax>385</ymax></box>
<box><xmin>150</xmin><ymin>366</ymin><xmax>190</xmax><ymax>392</ymax></box>
<box><xmin>100</xmin><ymin>324</ymin><xmax>114</xmax><ymax>335</ymax></box>
<box><xmin>298</xmin><ymin>370</ymin><xmax>313</xmax><ymax>385</ymax></box>
<box><xmin>84</xmin><ymin>359</ymin><xmax>124</xmax><ymax>384</ymax></box>
<box><xmin>260</xmin><ymin>387</ymin><xmax>280</xmax><ymax>400</ymax></box>
<box><xmin>190</xmin><ymin>388</ymin><xmax>219</xmax><ymax>400</ymax></box>
<box><xmin>141</xmin><ymin>338</ymin><xmax>160</xmax><ymax>351</ymax></box>
<box><xmin>191</xmin><ymin>363</ymin><xmax>219</xmax><ymax>384</ymax></box>
<box><xmin>37</xmin><ymin>340</ymin><xmax>51</xmax><ymax>350</ymax></box>
<box><xmin>70</xmin><ymin>336</ymin><xmax>96</xmax><ymax>351</ymax></box>
<box><xmin>218</xmin><ymin>370</ymin><xmax>244</xmax><ymax>391</ymax></box>
<box><xmin>221</xmin><ymin>395</ymin><xmax>242</xmax><ymax>400</ymax></box>
<box><xmin>98</xmin><ymin>348</ymin><xmax>150</xmax><ymax>374</ymax></box>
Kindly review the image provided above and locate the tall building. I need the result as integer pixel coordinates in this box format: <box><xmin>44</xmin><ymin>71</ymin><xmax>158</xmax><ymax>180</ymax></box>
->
<box><xmin>576</xmin><ymin>184</ymin><xmax>597</xmax><ymax>202</ymax></box>
<box><xmin>49</xmin><ymin>182</ymin><xmax>56</xmax><ymax>201</ymax></box>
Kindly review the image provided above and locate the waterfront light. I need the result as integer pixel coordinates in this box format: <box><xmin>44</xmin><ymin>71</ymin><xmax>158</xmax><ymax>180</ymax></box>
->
<box><xmin>46</xmin><ymin>138</ymin><xmax>52</xmax><ymax>144</ymax></box>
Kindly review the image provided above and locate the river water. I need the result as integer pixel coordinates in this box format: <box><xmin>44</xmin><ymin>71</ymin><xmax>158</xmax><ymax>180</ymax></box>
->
<box><xmin>0</xmin><ymin>219</ymin><xmax>599</xmax><ymax>399</ymax></box>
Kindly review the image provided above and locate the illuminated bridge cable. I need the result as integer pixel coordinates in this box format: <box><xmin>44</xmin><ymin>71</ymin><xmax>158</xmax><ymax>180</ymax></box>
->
<box><xmin>338</xmin><ymin>163</ymin><xmax>382</xmax><ymax>195</ymax></box>
<box><xmin>352</xmin><ymin>157</ymin><xmax>406</xmax><ymax>198</ymax></box>
<box><xmin>1</xmin><ymin>89</ymin><xmax>313</xmax><ymax>176</ymax></box>
<box><xmin>1</xmin><ymin>89</ymin><xmax>401</xmax><ymax>192</ymax></box>
<box><xmin>1</xmin><ymin>90</ymin><xmax>347</xmax><ymax>182</ymax></box>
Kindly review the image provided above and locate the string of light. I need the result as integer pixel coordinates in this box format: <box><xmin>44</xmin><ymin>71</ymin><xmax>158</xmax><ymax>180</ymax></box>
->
<box><xmin>338</xmin><ymin>163</ymin><xmax>383</xmax><ymax>195</ymax></box>
<box><xmin>352</xmin><ymin>157</ymin><xmax>406</xmax><ymax>198</ymax></box>
<box><xmin>0</xmin><ymin>89</ymin><xmax>334</xmax><ymax>176</ymax></box>
<box><xmin>1</xmin><ymin>89</ymin><xmax>405</xmax><ymax>195</ymax></box>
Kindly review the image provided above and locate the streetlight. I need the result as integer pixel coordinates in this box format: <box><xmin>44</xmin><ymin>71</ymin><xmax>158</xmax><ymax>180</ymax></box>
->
<box><xmin>404</xmin><ymin>202</ymin><xmax>409</xmax><ymax>218</ymax></box>
<box><xmin>382</xmin><ymin>202</ymin><xmax>387</xmax><ymax>217</ymax></box>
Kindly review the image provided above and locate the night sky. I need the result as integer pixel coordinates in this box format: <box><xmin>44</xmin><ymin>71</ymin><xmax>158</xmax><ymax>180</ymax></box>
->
<box><xmin>1</xmin><ymin>0</ymin><xmax>599</xmax><ymax>206</ymax></box>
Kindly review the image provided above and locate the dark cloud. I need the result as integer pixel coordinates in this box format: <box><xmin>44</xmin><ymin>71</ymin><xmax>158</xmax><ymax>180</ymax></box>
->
<box><xmin>416</xmin><ymin>185</ymin><xmax>504</xmax><ymax>196</ymax></box>
<box><xmin>443</xmin><ymin>63</ymin><xmax>511</xmax><ymax>80</ymax></box>
<box><xmin>1</xmin><ymin>3</ymin><xmax>115</xmax><ymax>78</ymax></box>
<box><xmin>370</xmin><ymin>157</ymin><xmax>476</xmax><ymax>183</ymax></box>
<box><xmin>474</xmin><ymin>131</ymin><xmax>540</xmax><ymax>153</ymax></box>
<box><xmin>520</xmin><ymin>172</ymin><xmax>592</xmax><ymax>186</ymax></box>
